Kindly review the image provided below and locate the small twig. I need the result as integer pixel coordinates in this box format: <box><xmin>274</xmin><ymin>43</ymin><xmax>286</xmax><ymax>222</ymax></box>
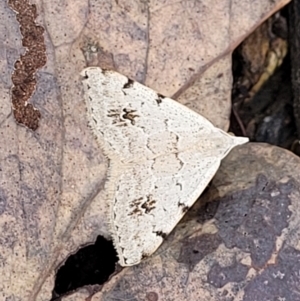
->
<box><xmin>232</xmin><ymin>105</ymin><xmax>247</xmax><ymax>137</ymax></box>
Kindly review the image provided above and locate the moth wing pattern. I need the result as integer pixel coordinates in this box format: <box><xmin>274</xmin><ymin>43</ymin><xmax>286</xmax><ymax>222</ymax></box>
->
<box><xmin>108</xmin><ymin>152</ymin><xmax>220</xmax><ymax>266</ymax></box>
<box><xmin>81</xmin><ymin>67</ymin><xmax>248</xmax><ymax>266</ymax></box>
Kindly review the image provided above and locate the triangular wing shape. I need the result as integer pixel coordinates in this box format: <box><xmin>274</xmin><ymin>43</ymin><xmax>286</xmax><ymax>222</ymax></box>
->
<box><xmin>81</xmin><ymin>67</ymin><xmax>248</xmax><ymax>266</ymax></box>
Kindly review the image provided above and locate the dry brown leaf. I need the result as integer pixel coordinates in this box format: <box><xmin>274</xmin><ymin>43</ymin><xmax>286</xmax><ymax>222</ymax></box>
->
<box><xmin>0</xmin><ymin>0</ymin><xmax>290</xmax><ymax>300</ymax></box>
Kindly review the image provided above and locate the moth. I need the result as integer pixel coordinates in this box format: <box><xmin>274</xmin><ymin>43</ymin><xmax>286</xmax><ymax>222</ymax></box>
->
<box><xmin>81</xmin><ymin>67</ymin><xmax>248</xmax><ymax>266</ymax></box>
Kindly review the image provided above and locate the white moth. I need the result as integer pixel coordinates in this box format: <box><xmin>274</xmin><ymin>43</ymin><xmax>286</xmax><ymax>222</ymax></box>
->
<box><xmin>81</xmin><ymin>67</ymin><xmax>248</xmax><ymax>267</ymax></box>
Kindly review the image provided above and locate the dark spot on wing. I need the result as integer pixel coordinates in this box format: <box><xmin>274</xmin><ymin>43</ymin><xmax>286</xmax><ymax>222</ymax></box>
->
<box><xmin>129</xmin><ymin>195</ymin><xmax>156</xmax><ymax>215</ymax></box>
<box><xmin>101</xmin><ymin>68</ymin><xmax>110</xmax><ymax>74</ymax></box>
<box><xmin>178</xmin><ymin>202</ymin><xmax>190</xmax><ymax>213</ymax></box>
<box><xmin>129</xmin><ymin>197</ymin><xmax>143</xmax><ymax>216</ymax></box>
<box><xmin>122</xmin><ymin>108</ymin><xmax>139</xmax><ymax>125</ymax></box>
<box><xmin>141</xmin><ymin>195</ymin><xmax>156</xmax><ymax>213</ymax></box>
<box><xmin>123</xmin><ymin>78</ymin><xmax>134</xmax><ymax>89</ymax></box>
<box><xmin>107</xmin><ymin>108</ymin><xmax>139</xmax><ymax>126</ymax></box>
<box><xmin>156</xmin><ymin>93</ymin><xmax>166</xmax><ymax>105</ymax></box>
<box><xmin>141</xmin><ymin>252</ymin><xmax>150</xmax><ymax>260</ymax></box>
<box><xmin>155</xmin><ymin>231</ymin><xmax>167</xmax><ymax>239</ymax></box>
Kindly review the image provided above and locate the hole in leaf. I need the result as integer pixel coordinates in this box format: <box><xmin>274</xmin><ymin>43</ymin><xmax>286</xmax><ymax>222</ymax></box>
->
<box><xmin>52</xmin><ymin>236</ymin><xmax>118</xmax><ymax>298</ymax></box>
